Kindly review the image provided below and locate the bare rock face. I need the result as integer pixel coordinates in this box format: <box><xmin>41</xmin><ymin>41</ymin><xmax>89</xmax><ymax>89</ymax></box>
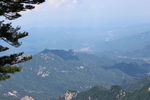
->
<box><xmin>64</xmin><ymin>90</ymin><xmax>77</xmax><ymax>100</ymax></box>
<box><xmin>116</xmin><ymin>89</ymin><xmax>126</xmax><ymax>100</ymax></box>
<box><xmin>148</xmin><ymin>87</ymin><xmax>150</xmax><ymax>92</ymax></box>
<box><xmin>7</xmin><ymin>91</ymin><xmax>17</xmax><ymax>97</ymax></box>
<box><xmin>21</xmin><ymin>96</ymin><xmax>35</xmax><ymax>100</ymax></box>
<box><xmin>110</xmin><ymin>85</ymin><xmax>126</xmax><ymax>100</ymax></box>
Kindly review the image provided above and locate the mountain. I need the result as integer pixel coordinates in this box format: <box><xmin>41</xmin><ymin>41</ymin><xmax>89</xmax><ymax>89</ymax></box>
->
<box><xmin>60</xmin><ymin>85</ymin><xmax>126</xmax><ymax>100</ymax></box>
<box><xmin>104</xmin><ymin>62</ymin><xmax>150</xmax><ymax>78</ymax></box>
<box><xmin>0</xmin><ymin>95</ymin><xmax>19</xmax><ymax>100</ymax></box>
<box><xmin>61</xmin><ymin>83</ymin><xmax>150</xmax><ymax>100</ymax></box>
<box><xmin>123</xmin><ymin>76</ymin><xmax>150</xmax><ymax>91</ymax></box>
<box><xmin>126</xmin><ymin>45</ymin><xmax>150</xmax><ymax>58</ymax></box>
<box><xmin>125</xmin><ymin>83</ymin><xmax>150</xmax><ymax>100</ymax></box>
<box><xmin>97</xmin><ymin>31</ymin><xmax>150</xmax><ymax>58</ymax></box>
<box><xmin>0</xmin><ymin>49</ymin><xmax>133</xmax><ymax>100</ymax></box>
<box><xmin>74</xmin><ymin>85</ymin><xmax>126</xmax><ymax>100</ymax></box>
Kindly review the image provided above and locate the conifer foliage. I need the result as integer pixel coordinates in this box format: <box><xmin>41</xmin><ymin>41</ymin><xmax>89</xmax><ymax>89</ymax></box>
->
<box><xmin>0</xmin><ymin>0</ymin><xmax>45</xmax><ymax>80</ymax></box>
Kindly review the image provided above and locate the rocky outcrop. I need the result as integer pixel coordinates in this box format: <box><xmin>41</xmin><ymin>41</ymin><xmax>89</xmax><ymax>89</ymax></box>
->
<box><xmin>21</xmin><ymin>96</ymin><xmax>35</xmax><ymax>100</ymax></box>
<box><xmin>64</xmin><ymin>90</ymin><xmax>77</xmax><ymax>100</ymax></box>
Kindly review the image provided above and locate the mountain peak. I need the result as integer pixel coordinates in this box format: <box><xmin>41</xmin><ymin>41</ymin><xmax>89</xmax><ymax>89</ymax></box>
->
<box><xmin>41</xmin><ymin>49</ymin><xmax>51</xmax><ymax>53</ymax></box>
<box><xmin>40</xmin><ymin>49</ymin><xmax>78</xmax><ymax>60</ymax></box>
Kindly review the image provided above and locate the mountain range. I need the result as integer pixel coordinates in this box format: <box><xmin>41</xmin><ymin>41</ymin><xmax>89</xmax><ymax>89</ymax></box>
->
<box><xmin>0</xmin><ymin>49</ymin><xmax>136</xmax><ymax>100</ymax></box>
<box><xmin>59</xmin><ymin>81</ymin><xmax>150</xmax><ymax>100</ymax></box>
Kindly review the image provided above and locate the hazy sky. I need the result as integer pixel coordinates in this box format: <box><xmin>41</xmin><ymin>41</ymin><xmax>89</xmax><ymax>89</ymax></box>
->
<box><xmin>13</xmin><ymin>0</ymin><xmax>150</xmax><ymax>29</ymax></box>
<box><xmin>4</xmin><ymin>0</ymin><xmax>150</xmax><ymax>54</ymax></box>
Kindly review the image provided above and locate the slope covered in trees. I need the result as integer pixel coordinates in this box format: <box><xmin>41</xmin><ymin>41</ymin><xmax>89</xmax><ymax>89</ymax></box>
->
<box><xmin>0</xmin><ymin>49</ymin><xmax>133</xmax><ymax>99</ymax></box>
<box><xmin>61</xmin><ymin>83</ymin><xmax>150</xmax><ymax>100</ymax></box>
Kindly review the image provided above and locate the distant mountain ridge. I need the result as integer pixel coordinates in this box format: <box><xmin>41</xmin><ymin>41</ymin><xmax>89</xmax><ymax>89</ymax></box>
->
<box><xmin>123</xmin><ymin>76</ymin><xmax>150</xmax><ymax>91</ymax></box>
<box><xmin>61</xmin><ymin>83</ymin><xmax>150</xmax><ymax>100</ymax></box>
<box><xmin>41</xmin><ymin>49</ymin><xmax>79</xmax><ymax>60</ymax></box>
<box><xmin>105</xmin><ymin>62</ymin><xmax>150</xmax><ymax>78</ymax></box>
<box><xmin>97</xmin><ymin>31</ymin><xmax>150</xmax><ymax>57</ymax></box>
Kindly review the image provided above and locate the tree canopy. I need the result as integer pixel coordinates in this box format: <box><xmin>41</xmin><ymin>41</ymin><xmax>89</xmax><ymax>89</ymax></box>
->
<box><xmin>0</xmin><ymin>0</ymin><xmax>45</xmax><ymax>80</ymax></box>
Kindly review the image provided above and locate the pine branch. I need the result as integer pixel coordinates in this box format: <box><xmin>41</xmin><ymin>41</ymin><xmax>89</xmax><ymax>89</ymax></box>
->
<box><xmin>0</xmin><ymin>53</ymin><xmax>32</xmax><ymax>66</ymax></box>
<box><xmin>0</xmin><ymin>45</ymin><xmax>9</xmax><ymax>52</ymax></box>
<box><xmin>0</xmin><ymin>74</ymin><xmax>10</xmax><ymax>80</ymax></box>
<box><xmin>0</xmin><ymin>65</ymin><xmax>20</xmax><ymax>80</ymax></box>
<box><xmin>0</xmin><ymin>0</ymin><xmax>45</xmax><ymax>20</ymax></box>
<box><xmin>0</xmin><ymin>21</ymin><xmax>28</xmax><ymax>47</ymax></box>
<box><xmin>0</xmin><ymin>65</ymin><xmax>21</xmax><ymax>74</ymax></box>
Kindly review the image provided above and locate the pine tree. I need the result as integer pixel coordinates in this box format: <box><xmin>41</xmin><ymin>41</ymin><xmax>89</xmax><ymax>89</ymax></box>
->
<box><xmin>0</xmin><ymin>0</ymin><xmax>45</xmax><ymax>80</ymax></box>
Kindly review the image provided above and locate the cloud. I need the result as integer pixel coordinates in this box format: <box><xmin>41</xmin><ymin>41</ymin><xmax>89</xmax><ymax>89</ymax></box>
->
<box><xmin>78</xmin><ymin>47</ymin><xmax>93</xmax><ymax>52</ymax></box>
<box><xmin>48</xmin><ymin>0</ymin><xmax>66</xmax><ymax>8</ymax></box>
<box><xmin>48</xmin><ymin>0</ymin><xmax>78</xmax><ymax>8</ymax></box>
<box><xmin>72</xmin><ymin>0</ymin><xmax>78</xmax><ymax>4</ymax></box>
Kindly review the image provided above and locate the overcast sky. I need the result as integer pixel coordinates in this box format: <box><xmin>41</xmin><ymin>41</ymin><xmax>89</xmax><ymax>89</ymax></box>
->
<box><xmin>12</xmin><ymin>0</ymin><xmax>150</xmax><ymax>29</ymax></box>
